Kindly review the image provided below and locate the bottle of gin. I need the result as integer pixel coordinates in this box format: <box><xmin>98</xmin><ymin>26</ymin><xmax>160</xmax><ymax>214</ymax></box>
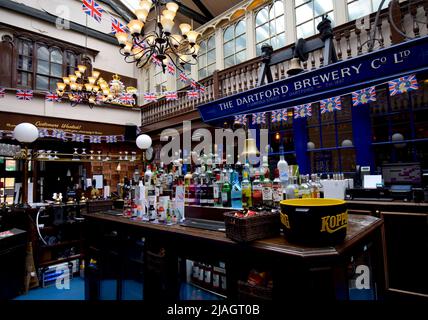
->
<box><xmin>231</xmin><ymin>170</ymin><xmax>242</xmax><ymax>209</ymax></box>
<box><xmin>241</xmin><ymin>170</ymin><xmax>252</xmax><ymax>209</ymax></box>
<box><xmin>221</xmin><ymin>174</ymin><xmax>232</xmax><ymax>208</ymax></box>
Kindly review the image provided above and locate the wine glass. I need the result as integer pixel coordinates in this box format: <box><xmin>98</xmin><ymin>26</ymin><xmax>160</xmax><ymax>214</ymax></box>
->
<box><xmin>124</xmin><ymin>151</ymin><xmax>129</xmax><ymax>161</ymax></box>
<box><xmin>72</xmin><ymin>148</ymin><xmax>79</xmax><ymax>160</ymax></box>
<box><xmin>97</xmin><ymin>150</ymin><xmax>102</xmax><ymax>161</ymax></box>
<box><xmin>81</xmin><ymin>148</ymin><xmax>87</xmax><ymax>160</ymax></box>
<box><xmin>46</xmin><ymin>150</ymin><xmax>52</xmax><ymax>160</ymax></box>
<box><xmin>90</xmin><ymin>150</ymin><xmax>94</xmax><ymax>160</ymax></box>
<box><xmin>53</xmin><ymin>151</ymin><xmax>59</xmax><ymax>160</ymax></box>
<box><xmin>119</xmin><ymin>152</ymin><xmax>123</xmax><ymax>161</ymax></box>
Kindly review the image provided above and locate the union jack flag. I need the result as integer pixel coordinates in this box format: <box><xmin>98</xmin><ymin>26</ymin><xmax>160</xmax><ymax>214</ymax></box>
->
<box><xmin>165</xmin><ymin>91</ymin><xmax>178</xmax><ymax>101</ymax></box>
<box><xmin>51</xmin><ymin>130</ymin><xmax>67</xmax><ymax>140</ymax></box>
<box><xmin>45</xmin><ymin>92</ymin><xmax>61</xmax><ymax>102</ymax></box>
<box><xmin>69</xmin><ymin>94</ymin><xmax>82</xmax><ymax>104</ymax></box>
<box><xmin>198</xmin><ymin>84</ymin><xmax>206</xmax><ymax>94</ymax></box>
<box><xmin>0</xmin><ymin>87</ymin><xmax>5</xmax><ymax>98</ymax></box>
<box><xmin>120</xmin><ymin>93</ymin><xmax>135</xmax><ymax>104</ymax></box>
<box><xmin>105</xmin><ymin>135</ymin><xmax>118</xmax><ymax>143</ymax></box>
<box><xmin>352</xmin><ymin>86</ymin><xmax>376</xmax><ymax>107</ymax></box>
<box><xmin>167</xmin><ymin>62</ymin><xmax>175</xmax><ymax>75</ymax></box>
<box><xmin>152</xmin><ymin>54</ymin><xmax>162</xmax><ymax>67</ymax></box>
<box><xmin>187</xmin><ymin>90</ymin><xmax>199</xmax><ymax>99</ymax></box>
<box><xmin>252</xmin><ymin>112</ymin><xmax>266</xmax><ymax>125</ymax></box>
<box><xmin>82</xmin><ymin>0</ymin><xmax>104</xmax><ymax>23</ymax></box>
<box><xmin>294</xmin><ymin>104</ymin><xmax>312</xmax><ymax>119</ymax></box>
<box><xmin>110</xmin><ymin>16</ymin><xmax>127</xmax><ymax>34</ymax></box>
<box><xmin>144</xmin><ymin>92</ymin><xmax>157</xmax><ymax>102</ymax></box>
<box><xmin>71</xmin><ymin>134</ymin><xmax>85</xmax><ymax>142</ymax></box>
<box><xmin>38</xmin><ymin>129</ymin><xmax>49</xmax><ymax>138</ymax></box>
<box><xmin>190</xmin><ymin>79</ymin><xmax>198</xmax><ymax>89</ymax></box>
<box><xmin>388</xmin><ymin>74</ymin><xmax>419</xmax><ymax>96</ymax></box>
<box><xmin>89</xmin><ymin>136</ymin><xmax>102</xmax><ymax>143</ymax></box>
<box><xmin>320</xmin><ymin>96</ymin><xmax>341</xmax><ymax>114</ymax></box>
<box><xmin>234</xmin><ymin>114</ymin><xmax>247</xmax><ymax>125</ymax></box>
<box><xmin>271</xmin><ymin>109</ymin><xmax>287</xmax><ymax>123</ymax></box>
<box><xmin>16</xmin><ymin>89</ymin><xmax>33</xmax><ymax>101</ymax></box>
<box><xmin>179</xmin><ymin>72</ymin><xmax>188</xmax><ymax>83</ymax></box>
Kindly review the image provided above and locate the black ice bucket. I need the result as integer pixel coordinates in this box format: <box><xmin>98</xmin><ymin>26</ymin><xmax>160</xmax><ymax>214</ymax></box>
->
<box><xmin>279</xmin><ymin>199</ymin><xmax>348</xmax><ymax>246</ymax></box>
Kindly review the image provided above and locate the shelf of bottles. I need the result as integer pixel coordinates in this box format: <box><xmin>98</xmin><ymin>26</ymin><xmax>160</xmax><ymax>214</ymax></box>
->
<box><xmin>115</xmin><ymin>145</ymin><xmax>349</xmax><ymax>225</ymax></box>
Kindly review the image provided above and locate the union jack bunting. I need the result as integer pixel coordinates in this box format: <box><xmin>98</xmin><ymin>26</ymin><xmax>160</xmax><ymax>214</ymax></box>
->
<box><xmin>0</xmin><ymin>87</ymin><xmax>5</xmax><ymax>98</ymax></box>
<box><xmin>82</xmin><ymin>0</ymin><xmax>104</xmax><ymax>23</ymax></box>
<box><xmin>388</xmin><ymin>74</ymin><xmax>419</xmax><ymax>96</ymax></box>
<box><xmin>294</xmin><ymin>104</ymin><xmax>312</xmax><ymax>119</ymax></box>
<box><xmin>179</xmin><ymin>72</ymin><xmax>188</xmax><ymax>83</ymax></box>
<box><xmin>320</xmin><ymin>96</ymin><xmax>341</xmax><ymax>114</ymax></box>
<box><xmin>71</xmin><ymin>134</ymin><xmax>85</xmax><ymax>142</ymax></box>
<box><xmin>252</xmin><ymin>112</ymin><xmax>266</xmax><ymax>125</ymax></box>
<box><xmin>234</xmin><ymin>114</ymin><xmax>247</xmax><ymax>125</ymax></box>
<box><xmin>167</xmin><ymin>62</ymin><xmax>175</xmax><ymax>75</ymax></box>
<box><xmin>110</xmin><ymin>16</ymin><xmax>127</xmax><ymax>34</ymax></box>
<box><xmin>16</xmin><ymin>89</ymin><xmax>33</xmax><ymax>101</ymax></box>
<box><xmin>271</xmin><ymin>109</ymin><xmax>287</xmax><ymax>123</ymax></box>
<box><xmin>120</xmin><ymin>93</ymin><xmax>135</xmax><ymax>104</ymax></box>
<box><xmin>152</xmin><ymin>55</ymin><xmax>162</xmax><ymax>67</ymax></box>
<box><xmin>144</xmin><ymin>92</ymin><xmax>157</xmax><ymax>102</ymax></box>
<box><xmin>187</xmin><ymin>90</ymin><xmax>199</xmax><ymax>99</ymax></box>
<box><xmin>165</xmin><ymin>91</ymin><xmax>178</xmax><ymax>101</ymax></box>
<box><xmin>105</xmin><ymin>135</ymin><xmax>118</xmax><ymax>143</ymax></box>
<box><xmin>38</xmin><ymin>129</ymin><xmax>49</xmax><ymax>138</ymax></box>
<box><xmin>190</xmin><ymin>79</ymin><xmax>198</xmax><ymax>89</ymax></box>
<box><xmin>69</xmin><ymin>94</ymin><xmax>82</xmax><ymax>104</ymax></box>
<box><xmin>45</xmin><ymin>92</ymin><xmax>61</xmax><ymax>102</ymax></box>
<box><xmin>51</xmin><ymin>130</ymin><xmax>67</xmax><ymax>140</ymax></box>
<box><xmin>89</xmin><ymin>136</ymin><xmax>102</xmax><ymax>143</ymax></box>
<box><xmin>352</xmin><ymin>86</ymin><xmax>376</xmax><ymax>107</ymax></box>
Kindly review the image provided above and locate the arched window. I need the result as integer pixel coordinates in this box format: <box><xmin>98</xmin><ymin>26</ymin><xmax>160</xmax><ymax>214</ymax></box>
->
<box><xmin>65</xmin><ymin>50</ymin><xmax>78</xmax><ymax>76</ymax></box>
<box><xmin>198</xmin><ymin>36</ymin><xmax>216</xmax><ymax>79</ymax></box>
<box><xmin>295</xmin><ymin>0</ymin><xmax>335</xmax><ymax>39</ymax></box>
<box><xmin>223</xmin><ymin>20</ymin><xmax>246</xmax><ymax>68</ymax></box>
<box><xmin>16</xmin><ymin>38</ymin><xmax>33</xmax><ymax>88</ymax></box>
<box><xmin>255</xmin><ymin>0</ymin><xmax>285</xmax><ymax>55</ymax></box>
<box><xmin>36</xmin><ymin>45</ymin><xmax>63</xmax><ymax>91</ymax></box>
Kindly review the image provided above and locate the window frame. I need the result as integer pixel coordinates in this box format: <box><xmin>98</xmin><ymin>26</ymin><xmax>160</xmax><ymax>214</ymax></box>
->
<box><xmin>223</xmin><ymin>20</ymin><xmax>247</xmax><ymax>68</ymax></box>
<box><xmin>255</xmin><ymin>0</ymin><xmax>286</xmax><ymax>55</ymax></box>
<box><xmin>198</xmin><ymin>35</ymin><xmax>216</xmax><ymax>80</ymax></box>
<box><xmin>295</xmin><ymin>0</ymin><xmax>335</xmax><ymax>40</ymax></box>
<box><xmin>15</xmin><ymin>37</ymin><xmax>81</xmax><ymax>91</ymax></box>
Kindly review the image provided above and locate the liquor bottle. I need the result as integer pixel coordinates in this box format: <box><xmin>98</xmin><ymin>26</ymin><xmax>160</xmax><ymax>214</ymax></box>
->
<box><xmin>204</xmin><ymin>264</ymin><xmax>212</xmax><ymax>288</ymax></box>
<box><xmin>241</xmin><ymin>170</ymin><xmax>252</xmax><ymax>209</ymax></box>
<box><xmin>316</xmin><ymin>175</ymin><xmax>324</xmax><ymax>198</ymax></box>
<box><xmin>272</xmin><ymin>168</ymin><xmax>282</xmax><ymax>205</ymax></box>
<box><xmin>194</xmin><ymin>174</ymin><xmax>201</xmax><ymax>206</ymax></box>
<box><xmin>206</xmin><ymin>177</ymin><xmax>215</xmax><ymax>207</ymax></box>
<box><xmin>199</xmin><ymin>174</ymin><xmax>207</xmax><ymax>206</ymax></box>
<box><xmin>277</xmin><ymin>146</ymin><xmax>289</xmax><ymax>189</ymax></box>
<box><xmin>184</xmin><ymin>171</ymin><xmax>193</xmax><ymax>205</ymax></box>
<box><xmin>299</xmin><ymin>175</ymin><xmax>311</xmax><ymax>198</ymax></box>
<box><xmin>213</xmin><ymin>174</ymin><xmax>222</xmax><ymax>207</ymax></box>
<box><xmin>262</xmin><ymin>165</ymin><xmax>273</xmax><ymax>207</ymax></box>
<box><xmin>252</xmin><ymin>171</ymin><xmax>263</xmax><ymax>208</ymax></box>
<box><xmin>192</xmin><ymin>261</ymin><xmax>200</xmax><ymax>283</ymax></box>
<box><xmin>144</xmin><ymin>165</ymin><xmax>153</xmax><ymax>187</ymax></box>
<box><xmin>285</xmin><ymin>176</ymin><xmax>298</xmax><ymax>199</ymax></box>
<box><xmin>221</xmin><ymin>174</ymin><xmax>232</xmax><ymax>208</ymax></box>
<box><xmin>231</xmin><ymin>170</ymin><xmax>242</xmax><ymax>209</ymax></box>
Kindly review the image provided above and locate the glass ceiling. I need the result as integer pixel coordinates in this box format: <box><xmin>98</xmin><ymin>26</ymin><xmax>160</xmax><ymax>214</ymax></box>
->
<box><xmin>120</xmin><ymin>0</ymin><xmax>140</xmax><ymax>11</ymax></box>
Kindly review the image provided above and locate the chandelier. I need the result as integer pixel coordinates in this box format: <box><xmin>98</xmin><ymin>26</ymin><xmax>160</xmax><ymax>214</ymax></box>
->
<box><xmin>115</xmin><ymin>0</ymin><xmax>200</xmax><ymax>73</ymax></box>
<box><xmin>55</xmin><ymin>64</ymin><xmax>124</xmax><ymax>108</ymax></box>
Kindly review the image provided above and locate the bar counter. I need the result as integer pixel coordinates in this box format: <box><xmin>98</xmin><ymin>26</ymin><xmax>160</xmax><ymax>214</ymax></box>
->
<box><xmin>82</xmin><ymin>211</ymin><xmax>385</xmax><ymax>300</ymax></box>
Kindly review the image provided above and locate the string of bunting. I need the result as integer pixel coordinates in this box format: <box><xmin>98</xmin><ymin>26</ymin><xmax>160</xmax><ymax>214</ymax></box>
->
<box><xmin>234</xmin><ymin>74</ymin><xmax>420</xmax><ymax>125</ymax></box>
<box><xmin>0</xmin><ymin>129</ymin><xmax>124</xmax><ymax>144</ymax></box>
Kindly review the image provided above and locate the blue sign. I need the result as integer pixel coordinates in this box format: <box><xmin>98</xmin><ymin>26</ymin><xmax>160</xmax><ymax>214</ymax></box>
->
<box><xmin>198</xmin><ymin>36</ymin><xmax>428</xmax><ymax>122</ymax></box>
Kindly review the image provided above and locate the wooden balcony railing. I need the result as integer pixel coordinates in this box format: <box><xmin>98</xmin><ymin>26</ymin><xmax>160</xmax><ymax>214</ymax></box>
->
<box><xmin>141</xmin><ymin>1</ymin><xmax>428</xmax><ymax>127</ymax></box>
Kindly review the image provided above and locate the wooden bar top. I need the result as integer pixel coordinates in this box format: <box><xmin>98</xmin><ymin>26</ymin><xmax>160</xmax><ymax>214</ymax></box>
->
<box><xmin>83</xmin><ymin>212</ymin><xmax>382</xmax><ymax>259</ymax></box>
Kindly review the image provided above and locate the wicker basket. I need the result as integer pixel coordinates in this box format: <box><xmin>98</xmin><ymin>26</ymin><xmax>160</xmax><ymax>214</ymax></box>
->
<box><xmin>237</xmin><ymin>280</ymin><xmax>273</xmax><ymax>301</ymax></box>
<box><xmin>224</xmin><ymin>211</ymin><xmax>280</xmax><ymax>242</ymax></box>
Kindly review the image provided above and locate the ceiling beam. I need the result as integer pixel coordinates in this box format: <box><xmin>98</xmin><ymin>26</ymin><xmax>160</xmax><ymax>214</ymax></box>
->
<box><xmin>173</xmin><ymin>1</ymin><xmax>210</xmax><ymax>25</ymax></box>
<box><xmin>191</xmin><ymin>0</ymin><xmax>214</xmax><ymax>20</ymax></box>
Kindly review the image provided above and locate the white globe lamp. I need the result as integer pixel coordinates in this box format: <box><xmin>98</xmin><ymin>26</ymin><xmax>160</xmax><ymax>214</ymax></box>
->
<box><xmin>307</xmin><ymin>141</ymin><xmax>315</xmax><ymax>150</ymax></box>
<box><xmin>341</xmin><ymin>139</ymin><xmax>353</xmax><ymax>147</ymax></box>
<box><xmin>136</xmin><ymin>134</ymin><xmax>152</xmax><ymax>150</ymax></box>
<box><xmin>13</xmin><ymin>122</ymin><xmax>39</xmax><ymax>143</ymax></box>
<box><xmin>392</xmin><ymin>133</ymin><xmax>406</xmax><ymax>148</ymax></box>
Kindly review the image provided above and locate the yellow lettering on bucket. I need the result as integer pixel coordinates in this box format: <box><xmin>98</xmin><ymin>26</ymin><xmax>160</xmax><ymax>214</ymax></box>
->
<box><xmin>320</xmin><ymin>211</ymin><xmax>348</xmax><ymax>233</ymax></box>
<box><xmin>280</xmin><ymin>213</ymin><xmax>290</xmax><ymax>229</ymax></box>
